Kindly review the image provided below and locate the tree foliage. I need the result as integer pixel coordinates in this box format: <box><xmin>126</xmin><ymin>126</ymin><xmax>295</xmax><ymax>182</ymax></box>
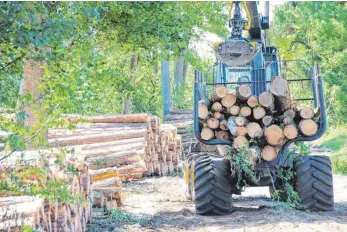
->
<box><xmin>270</xmin><ymin>2</ymin><xmax>347</xmax><ymax>124</ymax></box>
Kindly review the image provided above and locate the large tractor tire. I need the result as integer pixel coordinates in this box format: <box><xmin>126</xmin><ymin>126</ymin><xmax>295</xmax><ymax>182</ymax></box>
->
<box><xmin>194</xmin><ymin>156</ymin><xmax>232</xmax><ymax>215</ymax></box>
<box><xmin>294</xmin><ymin>155</ymin><xmax>334</xmax><ymax>211</ymax></box>
<box><xmin>184</xmin><ymin>153</ymin><xmax>220</xmax><ymax>200</ymax></box>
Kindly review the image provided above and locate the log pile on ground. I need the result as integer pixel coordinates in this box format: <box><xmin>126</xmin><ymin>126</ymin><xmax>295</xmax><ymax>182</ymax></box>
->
<box><xmin>164</xmin><ymin>108</ymin><xmax>193</xmax><ymax>152</ymax></box>
<box><xmin>198</xmin><ymin>76</ymin><xmax>320</xmax><ymax>163</ymax></box>
<box><xmin>0</xmin><ymin>152</ymin><xmax>91</xmax><ymax>231</ymax></box>
<box><xmin>48</xmin><ymin>113</ymin><xmax>182</xmax><ymax>211</ymax></box>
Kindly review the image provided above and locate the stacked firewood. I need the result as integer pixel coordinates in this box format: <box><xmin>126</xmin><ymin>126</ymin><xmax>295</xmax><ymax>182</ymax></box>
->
<box><xmin>198</xmin><ymin>76</ymin><xmax>319</xmax><ymax>162</ymax></box>
<box><xmin>48</xmin><ymin>113</ymin><xmax>182</xmax><ymax>211</ymax></box>
<box><xmin>0</xmin><ymin>152</ymin><xmax>91</xmax><ymax>231</ymax></box>
<box><xmin>164</xmin><ymin>108</ymin><xmax>194</xmax><ymax>152</ymax></box>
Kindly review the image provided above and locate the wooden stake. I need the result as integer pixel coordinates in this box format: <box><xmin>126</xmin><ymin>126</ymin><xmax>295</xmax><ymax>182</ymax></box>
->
<box><xmin>299</xmin><ymin>119</ymin><xmax>318</xmax><ymax>136</ymax></box>
<box><xmin>253</xmin><ymin>106</ymin><xmax>266</xmax><ymax>120</ymax></box>
<box><xmin>229</xmin><ymin>105</ymin><xmax>240</xmax><ymax>116</ymax></box>
<box><xmin>246</xmin><ymin>122</ymin><xmax>263</xmax><ymax>138</ymax></box>
<box><xmin>247</xmin><ymin>96</ymin><xmax>258</xmax><ymax>108</ymax></box>
<box><xmin>283</xmin><ymin>124</ymin><xmax>298</xmax><ymax>139</ymax></box>
<box><xmin>261</xmin><ymin>146</ymin><xmax>278</xmax><ymax>161</ymax></box>
<box><xmin>264</xmin><ymin>125</ymin><xmax>284</xmax><ymax>146</ymax></box>
<box><xmin>236</xmin><ymin>84</ymin><xmax>252</xmax><ymax>101</ymax></box>
<box><xmin>221</xmin><ymin>92</ymin><xmax>237</xmax><ymax>108</ymax></box>
<box><xmin>240</xmin><ymin>106</ymin><xmax>252</xmax><ymax>117</ymax></box>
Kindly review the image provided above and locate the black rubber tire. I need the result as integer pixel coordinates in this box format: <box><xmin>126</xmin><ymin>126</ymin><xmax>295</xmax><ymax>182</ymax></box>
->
<box><xmin>194</xmin><ymin>156</ymin><xmax>232</xmax><ymax>215</ymax></box>
<box><xmin>185</xmin><ymin>153</ymin><xmax>220</xmax><ymax>200</ymax></box>
<box><xmin>294</xmin><ymin>155</ymin><xmax>334</xmax><ymax>211</ymax></box>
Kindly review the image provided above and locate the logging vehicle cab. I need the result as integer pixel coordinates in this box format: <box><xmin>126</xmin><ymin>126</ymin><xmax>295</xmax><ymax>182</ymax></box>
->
<box><xmin>186</xmin><ymin>1</ymin><xmax>333</xmax><ymax>215</ymax></box>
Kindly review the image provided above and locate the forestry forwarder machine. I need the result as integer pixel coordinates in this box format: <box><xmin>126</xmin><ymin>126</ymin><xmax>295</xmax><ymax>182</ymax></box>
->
<box><xmin>185</xmin><ymin>1</ymin><xmax>333</xmax><ymax>215</ymax></box>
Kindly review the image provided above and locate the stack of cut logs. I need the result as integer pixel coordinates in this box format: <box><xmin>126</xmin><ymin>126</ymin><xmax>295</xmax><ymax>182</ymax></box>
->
<box><xmin>0</xmin><ymin>152</ymin><xmax>91</xmax><ymax>231</ymax></box>
<box><xmin>48</xmin><ymin>113</ymin><xmax>182</xmax><ymax>211</ymax></box>
<box><xmin>198</xmin><ymin>76</ymin><xmax>320</xmax><ymax>162</ymax></box>
<box><xmin>164</xmin><ymin>108</ymin><xmax>194</xmax><ymax>152</ymax></box>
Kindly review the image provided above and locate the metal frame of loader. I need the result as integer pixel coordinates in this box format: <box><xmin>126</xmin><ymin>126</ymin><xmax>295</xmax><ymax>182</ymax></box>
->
<box><xmin>193</xmin><ymin>59</ymin><xmax>327</xmax><ymax>187</ymax></box>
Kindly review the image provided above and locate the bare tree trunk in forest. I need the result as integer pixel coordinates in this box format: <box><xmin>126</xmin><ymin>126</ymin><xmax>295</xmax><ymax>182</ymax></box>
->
<box><xmin>21</xmin><ymin>57</ymin><xmax>47</xmax><ymax>149</ymax></box>
<box><xmin>183</xmin><ymin>63</ymin><xmax>188</xmax><ymax>90</ymax></box>
<box><xmin>161</xmin><ymin>60</ymin><xmax>171</xmax><ymax>117</ymax></box>
<box><xmin>123</xmin><ymin>54</ymin><xmax>138</xmax><ymax>114</ymax></box>
<box><xmin>174</xmin><ymin>56</ymin><xmax>184</xmax><ymax>92</ymax></box>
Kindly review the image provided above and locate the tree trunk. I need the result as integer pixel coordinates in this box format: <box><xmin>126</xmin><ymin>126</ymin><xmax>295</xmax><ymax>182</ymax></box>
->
<box><xmin>207</xmin><ymin>118</ymin><xmax>220</xmax><ymax>129</ymax></box>
<box><xmin>216</xmin><ymin>131</ymin><xmax>229</xmax><ymax>140</ymax></box>
<box><xmin>299</xmin><ymin>119</ymin><xmax>318</xmax><ymax>136</ymax></box>
<box><xmin>233</xmin><ymin>136</ymin><xmax>248</xmax><ymax>148</ymax></box>
<box><xmin>247</xmin><ymin>96</ymin><xmax>258</xmax><ymax>108</ymax></box>
<box><xmin>69</xmin><ymin>114</ymin><xmax>149</xmax><ymax>124</ymax></box>
<box><xmin>240</xmin><ymin>106</ymin><xmax>252</xmax><ymax>117</ymax></box>
<box><xmin>229</xmin><ymin>105</ymin><xmax>240</xmax><ymax>116</ymax></box>
<box><xmin>262</xmin><ymin>115</ymin><xmax>272</xmax><ymax>127</ymax></box>
<box><xmin>174</xmin><ymin>56</ymin><xmax>184</xmax><ymax>91</ymax></box>
<box><xmin>123</xmin><ymin>54</ymin><xmax>139</xmax><ymax>114</ymax></box>
<box><xmin>198</xmin><ymin>99</ymin><xmax>210</xmax><ymax>119</ymax></box>
<box><xmin>253</xmin><ymin>106</ymin><xmax>266</xmax><ymax>120</ymax></box>
<box><xmin>221</xmin><ymin>93</ymin><xmax>237</xmax><ymax>108</ymax></box>
<box><xmin>299</xmin><ymin>107</ymin><xmax>314</xmax><ymax>119</ymax></box>
<box><xmin>246</xmin><ymin>122</ymin><xmax>263</xmax><ymax>138</ymax></box>
<box><xmin>236</xmin><ymin>84</ymin><xmax>252</xmax><ymax>102</ymax></box>
<box><xmin>236</xmin><ymin>126</ymin><xmax>248</xmax><ymax>136</ymax></box>
<box><xmin>259</xmin><ymin>92</ymin><xmax>275</xmax><ymax>112</ymax></box>
<box><xmin>211</xmin><ymin>86</ymin><xmax>228</xmax><ymax>101</ymax></box>
<box><xmin>161</xmin><ymin>60</ymin><xmax>171</xmax><ymax>116</ymax></box>
<box><xmin>261</xmin><ymin>146</ymin><xmax>278</xmax><ymax>161</ymax></box>
<box><xmin>283</xmin><ymin>124</ymin><xmax>298</xmax><ymax>139</ymax></box>
<box><xmin>201</xmin><ymin>128</ymin><xmax>214</xmax><ymax>140</ymax></box>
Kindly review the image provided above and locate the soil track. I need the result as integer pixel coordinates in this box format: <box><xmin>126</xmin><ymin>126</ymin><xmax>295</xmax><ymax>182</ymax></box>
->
<box><xmin>120</xmin><ymin>173</ymin><xmax>347</xmax><ymax>232</ymax></box>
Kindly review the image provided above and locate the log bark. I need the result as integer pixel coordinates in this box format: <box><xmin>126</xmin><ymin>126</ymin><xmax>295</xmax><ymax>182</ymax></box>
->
<box><xmin>89</xmin><ymin>167</ymin><xmax>119</xmax><ymax>182</ymax></box>
<box><xmin>253</xmin><ymin>106</ymin><xmax>266</xmax><ymax>120</ymax></box>
<box><xmin>49</xmin><ymin>129</ymin><xmax>147</xmax><ymax>147</ymax></box>
<box><xmin>221</xmin><ymin>92</ymin><xmax>237</xmax><ymax>108</ymax></box>
<box><xmin>283</xmin><ymin>124</ymin><xmax>298</xmax><ymax>139</ymax></box>
<box><xmin>118</xmin><ymin>160</ymin><xmax>147</xmax><ymax>181</ymax></box>
<box><xmin>261</xmin><ymin>146</ymin><xmax>278</xmax><ymax>161</ymax></box>
<box><xmin>201</xmin><ymin>128</ymin><xmax>214</xmax><ymax>140</ymax></box>
<box><xmin>247</xmin><ymin>96</ymin><xmax>258</xmax><ymax>108</ymax></box>
<box><xmin>262</xmin><ymin>116</ymin><xmax>272</xmax><ymax>127</ymax></box>
<box><xmin>258</xmin><ymin>92</ymin><xmax>275</xmax><ymax>112</ymax></box>
<box><xmin>219</xmin><ymin>120</ymin><xmax>228</xmax><ymax>131</ymax></box>
<box><xmin>236</xmin><ymin>84</ymin><xmax>252</xmax><ymax>101</ymax></box>
<box><xmin>227</xmin><ymin>117</ymin><xmax>238</xmax><ymax>136</ymax></box>
<box><xmin>299</xmin><ymin>119</ymin><xmax>318</xmax><ymax>136</ymax></box>
<box><xmin>269</xmin><ymin>76</ymin><xmax>291</xmax><ymax>112</ymax></box>
<box><xmin>233</xmin><ymin>136</ymin><xmax>248</xmax><ymax>148</ymax></box>
<box><xmin>246</xmin><ymin>122</ymin><xmax>263</xmax><ymax>138</ymax></box>
<box><xmin>240</xmin><ymin>106</ymin><xmax>252</xmax><ymax>117</ymax></box>
<box><xmin>264</xmin><ymin>125</ymin><xmax>284</xmax><ymax>146</ymax></box>
<box><xmin>87</xmin><ymin>150</ymin><xmax>140</xmax><ymax>169</ymax></box>
<box><xmin>198</xmin><ymin>99</ymin><xmax>210</xmax><ymax>119</ymax></box>
<box><xmin>211</xmin><ymin>86</ymin><xmax>228</xmax><ymax>101</ymax></box>
<box><xmin>69</xmin><ymin>114</ymin><xmax>149</xmax><ymax>124</ymax></box>
<box><xmin>206</xmin><ymin>118</ymin><xmax>220</xmax><ymax>129</ymax></box>
<box><xmin>229</xmin><ymin>105</ymin><xmax>240</xmax><ymax>116</ymax></box>
<box><xmin>216</xmin><ymin>131</ymin><xmax>229</xmax><ymax>140</ymax></box>
<box><xmin>299</xmin><ymin>107</ymin><xmax>314</xmax><ymax>119</ymax></box>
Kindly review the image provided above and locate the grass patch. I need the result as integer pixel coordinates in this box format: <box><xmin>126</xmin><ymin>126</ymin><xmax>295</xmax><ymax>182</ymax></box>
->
<box><xmin>317</xmin><ymin>126</ymin><xmax>347</xmax><ymax>175</ymax></box>
<box><xmin>110</xmin><ymin>209</ymin><xmax>150</xmax><ymax>226</ymax></box>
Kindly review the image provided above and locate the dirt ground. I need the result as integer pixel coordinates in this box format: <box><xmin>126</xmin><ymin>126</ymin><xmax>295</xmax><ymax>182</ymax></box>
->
<box><xmin>118</xmin><ymin>173</ymin><xmax>347</xmax><ymax>232</ymax></box>
<box><xmin>88</xmin><ymin>149</ymin><xmax>347</xmax><ymax>232</ymax></box>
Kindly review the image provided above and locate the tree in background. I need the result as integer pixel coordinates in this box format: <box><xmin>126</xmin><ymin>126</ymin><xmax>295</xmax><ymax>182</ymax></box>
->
<box><xmin>270</xmin><ymin>1</ymin><xmax>347</xmax><ymax>124</ymax></box>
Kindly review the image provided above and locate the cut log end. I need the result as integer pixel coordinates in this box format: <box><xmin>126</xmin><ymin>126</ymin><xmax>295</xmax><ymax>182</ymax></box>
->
<box><xmin>233</xmin><ymin>136</ymin><xmax>248</xmax><ymax>148</ymax></box>
<box><xmin>240</xmin><ymin>106</ymin><xmax>252</xmax><ymax>117</ymax></box>
<box><xmin>259</xmin><ymin>92</ymin><xmax>274</xmax><ymax>109</ymax></box>
<box><xmin>261</xmin><ymin>146</ymin><xmax>278</xmax><ymax>161</ymax></box>
<box><xmin>237</xmin><ymin>85</ymin><xmax>252</xmax><ymax>101</ymax></box>
<box><xmin>262</xmin><ymin>115</ymin><xmax>272</xmax><ymax>127</ymax></box>
<box><xmin>229</xmin><ymin>105</ymin><xmax>240</xmax><ymax>116</ymax></box>
<box><xmin>283</xmin><ymin>124</ymin><xmax>298</xmax><ymax>139</ymax></box>
<box><xmin>235</xmin><ymin>116</ymin><xmax>247</xmax><ymax>126</ymax></box>
<box><xmin>221</xmin><ymin>93</ymin><xmax>237</xmax><ymax>108</ymax></box>
<box><xmin>213</xmin><ymin>85</ymin><xmax>228</xmax><ymax>100</ymax></box>
<box><xmin>216</xmin><ymin>131</ymin><xmax>229</xmax><ymax>141</ymax></box>
<box><xmin>236</xmin><ymin>126</ymin><xmax>248</xmax><ymax>136</ymax></box>
<box><xmin>201</xmin><ymin>128</ymin><xmax>214</xmax><ymax>140</ymax></box>
<box><xmin>246</xmin><ymin>122</ymin><xmax>262</xmax><ymax>138</ymax></box>
<box><xmin>247</xmin><ymin>96</ymin><xmax>258</xmax><ymax>108</ymax></box>
<box><xmin>300</xmin><ymin>107</ymin><xmax>314</xmax><ymax>119</ymax></box>
<box><xmin>211</xmin><ymin>102</ymin><xmax>223</xmax><ymax>112</ymax></box>
<box><xmin>207</xmin><ymin>118</ymin><xmax>220</xmax><ymax>129</ymax></box>
<box><xmin>220</xmin><ymin>120</ymin><xmax>228</xmax><ymax>131</ymax></box>
<box><xmin>265</xmin><ymin>125</ymin><xmax>284</xmax><ymax>146</ymax></box>
<box><xmin>253</xmin><ymin>106</ymin><xmax>266</xmax><ymax>120</ymax></box>
<box><xmin>299</xmin><ymin>119</ymin><xmax>318</xmax><ymax>136</ymax></box>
